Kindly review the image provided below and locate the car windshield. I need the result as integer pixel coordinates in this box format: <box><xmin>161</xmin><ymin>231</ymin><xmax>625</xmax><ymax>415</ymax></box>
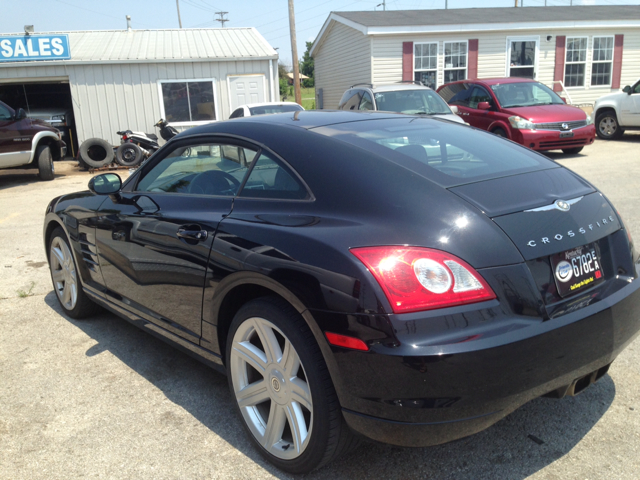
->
<box><xmin>491</xmin><ymin>82</ymin><xmax>565</xmax><ymax>108</ymax></box>
<box><xmin>248</xmin><ymin>104</ymin><xmax>303</xmax><ymax>115</ymax></box>
<box><xmin>313</xmin><ymin>117</ymin><xmax>559</xmax><ymax>188</ymax></box>
<box><xmin>373</xmin><ymin>90</ymin><xmax>452</xmax><ymax>115</ymax></box>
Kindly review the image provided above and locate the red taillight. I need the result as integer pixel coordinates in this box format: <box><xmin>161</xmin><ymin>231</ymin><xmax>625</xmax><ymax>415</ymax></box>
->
<box><xmin>122</xmin><ymin>134</ymin><xmax>128</xmax><ymax>140</ymax></box>
<box><xmin>325</xmin><ymin>332</ymin><xmax>369</xmax><ymax>351</ymax></box>
<box><xmin>351</xmin><ymin>246</ymin><xmax>496</xmax><ymax>314</ymax></box>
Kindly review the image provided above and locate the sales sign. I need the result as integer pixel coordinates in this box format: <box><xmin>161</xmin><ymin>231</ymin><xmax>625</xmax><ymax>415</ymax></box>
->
<box><xmin>0</xmin><ymin>34</ymin><xmax>70</xmax><ymax>62</ymax></box>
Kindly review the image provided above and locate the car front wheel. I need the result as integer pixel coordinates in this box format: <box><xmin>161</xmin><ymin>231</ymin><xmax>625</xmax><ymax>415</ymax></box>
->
<box><xmin>596</xmin><ymin>111</ymin><xmax>624</xmax><ymax>140</ymax></box>
<box><xmin>226</xmin><ymin>297</ymin><xmax>358</xmax><ymax>474</ymax></box>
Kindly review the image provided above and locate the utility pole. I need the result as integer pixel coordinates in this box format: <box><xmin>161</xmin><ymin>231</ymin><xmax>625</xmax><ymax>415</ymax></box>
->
<box><xmin>376</xmin><ymin>0</ymin><xmax>386</xmax><ymax>10</ymax></box>
<box><xmin>445</xmin><ymin>0</ymin><xmax>448</xmax><ymax>9</ymax></box>
<box><xmin>215</xmin><ymin>12</ymin><xmax>229</xmax><ymax>27</ymax></box>
<box><xmin>176</xmin><ymin>0</ymin><xmax>182</xmax><ymax>28</ymax></box>
<box><xmin>288</xmin><ymin>0</ymin><xmax>302</xmax><ymax>105</ymax></box>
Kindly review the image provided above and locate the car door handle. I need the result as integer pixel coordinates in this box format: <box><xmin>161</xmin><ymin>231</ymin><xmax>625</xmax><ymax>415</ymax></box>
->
<box><xmin>177</xmin><ymin>227</ymin><xmax>208</xmax><ymax>241</ymax></box>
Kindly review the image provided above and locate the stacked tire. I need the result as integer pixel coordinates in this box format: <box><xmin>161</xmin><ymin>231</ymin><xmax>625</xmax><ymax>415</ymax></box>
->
<box><xmin>79</xmin><ymin>138</ymin><xmax>114</xmax><ymax>169</ymax></box>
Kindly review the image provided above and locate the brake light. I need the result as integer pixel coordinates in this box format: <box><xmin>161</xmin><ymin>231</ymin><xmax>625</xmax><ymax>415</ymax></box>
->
<box><xmin>122</xmin><ymin>134</ymin><xmax>128</xmax><ymax>140</ymax></box>
<box><xmin>351</xmin><ymin>246</ymin><xmax>496</xmax><ymax>313</ymax></box>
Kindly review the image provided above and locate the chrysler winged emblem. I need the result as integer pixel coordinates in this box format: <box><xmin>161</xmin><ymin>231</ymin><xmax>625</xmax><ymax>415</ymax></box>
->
<box><xmin>555</xmin><ymin>200</ymin><xmax>570</xmax><ymax>211</ymax></box>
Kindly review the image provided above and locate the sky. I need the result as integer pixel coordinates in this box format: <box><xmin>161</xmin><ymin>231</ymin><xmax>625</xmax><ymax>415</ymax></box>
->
<box><xmin>1</xmin><ymin>0</ymin><xmax>637</xmax><ymax>68</ymax></box>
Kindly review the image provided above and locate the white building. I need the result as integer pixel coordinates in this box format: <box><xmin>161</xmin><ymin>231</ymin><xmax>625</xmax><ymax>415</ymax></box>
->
<box><xmin>0</xmin><ymin>28</ymin><xmax>279</xmax><ymax>155</ymax></box>
<box><xmin>311</xmin><ymin>5</ymin><xmax>640</xmax><ymax>109</ymax></box>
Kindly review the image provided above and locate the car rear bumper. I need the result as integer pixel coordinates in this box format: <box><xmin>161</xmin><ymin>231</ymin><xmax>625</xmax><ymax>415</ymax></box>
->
<box><xmin>331</xmin><ymin>272</ymin><xmax>640</xmax><ymax>447</ymax></box>
<box><xmin>514</xmin><ymin>125</ymin><xmax>596</xmax><ymax>151</ymax></box>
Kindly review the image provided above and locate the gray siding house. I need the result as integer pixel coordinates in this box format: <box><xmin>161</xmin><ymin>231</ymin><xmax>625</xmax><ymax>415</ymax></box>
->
<box><xmin>311</xmin><ymin>6</ymin><xmax>640</xmax><ymax>109</ymax></box>
<box><xmin>0</xmin><ymin>28</ymin><xmax>278</xmax><ymax>151</ymax></box>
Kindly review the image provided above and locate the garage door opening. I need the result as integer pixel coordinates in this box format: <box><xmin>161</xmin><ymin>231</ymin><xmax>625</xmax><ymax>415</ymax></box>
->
<box><xmin>0</xmin><ymin>81</ymin><xmax>77</xmax><ymax>158</ymax></box>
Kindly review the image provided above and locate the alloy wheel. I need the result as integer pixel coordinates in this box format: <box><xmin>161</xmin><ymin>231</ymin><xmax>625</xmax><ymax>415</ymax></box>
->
<box><xmin>599</xmin><ymin>116</ymin><xmax>618</xmax><ymax>137</ymax></box>
<box><xmin>230</xmin><ymin>317</ymin><xmax>313</xmax><ymax>460</ymax></box>
<box><xmin>50</xmin><ymin>237</ymin><xmax>78</xmax><ymax>310</ymax></box>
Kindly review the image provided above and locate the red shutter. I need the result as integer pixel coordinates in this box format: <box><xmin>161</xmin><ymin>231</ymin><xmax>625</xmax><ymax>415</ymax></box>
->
<box><xmin>553</xmin><ymin>36</ymin><xmax>566</xmax><ymax>92</ymax></box>
<box><xmin>402</xmin><ymin>42</ymin><xmax>413</xmax><ymax>82</ymax></box>
<box><xmin>612</xmin><ymin>34</ymin><xmax>624</xmax><ymax>89</ymax></box>
<box><xmin>468</xmin><ymin>39</ymin><xmax>479</xmax><ymax>80</ymax></box>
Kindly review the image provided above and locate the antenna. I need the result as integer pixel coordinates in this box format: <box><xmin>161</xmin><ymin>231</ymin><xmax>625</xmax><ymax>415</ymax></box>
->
<box><xmin>215</xmin><ymin>12</ymin><xmax>229</xmax><ymax>28</ymax></box>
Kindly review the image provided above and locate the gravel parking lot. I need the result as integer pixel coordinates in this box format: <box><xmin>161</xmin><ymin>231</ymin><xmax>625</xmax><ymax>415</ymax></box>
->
<box><xmin>2</xmin><ymin>135</ymin><xmax>640</xmax><ymax>479</ymax></box>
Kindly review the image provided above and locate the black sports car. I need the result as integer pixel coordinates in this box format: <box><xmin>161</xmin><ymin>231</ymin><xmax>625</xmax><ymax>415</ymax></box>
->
<box><xmin>44</xmin><ymin>111</ymin><xmax>640</xmax><ymax>473</ymax></box>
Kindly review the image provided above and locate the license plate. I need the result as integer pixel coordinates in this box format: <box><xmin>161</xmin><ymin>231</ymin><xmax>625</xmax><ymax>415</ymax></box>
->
<box><xmin>559</xmin><ymin>131</ymin><xmax>574</xmax><ymax>138</ymax></box>
<box><xmin>550</xmin><ymin>243</ymin><xmax>604</xmax><ymax>298</ymax></box>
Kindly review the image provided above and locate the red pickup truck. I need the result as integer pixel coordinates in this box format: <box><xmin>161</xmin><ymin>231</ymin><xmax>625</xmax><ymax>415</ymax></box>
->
<box><xmin>0</xmin><ymin>99</ymin><xmax>66</xmax><ymax>180</ymax></box>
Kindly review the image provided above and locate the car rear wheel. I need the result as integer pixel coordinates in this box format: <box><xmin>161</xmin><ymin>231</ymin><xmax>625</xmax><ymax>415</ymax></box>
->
<box><xmin>492</xmin><ymin>128</ymin><xmax>507</xmax><ymax>138</ymax></box>
<box><xmin>562</xmin><ymin>147</ymin><xmax>584</xmax><ymax>155</ymax></box>
<box><xmin>37</xmin><ymin>145</ymin><xmax>54</xmax><ymax>181</ymax></box>
<box><xmin>596</xmin><ymin>112</ymin><xmax>623</xmax><ymax>140</ymax></box>
<box><xmin>226</xmin><ymin>297</ymin><xmax>358</xmax><ymax>474</ymax></box>
<box><xmin>48</xmin><ymin>227</ymin><xmax>99</xmax><ymax>318</ymax></box>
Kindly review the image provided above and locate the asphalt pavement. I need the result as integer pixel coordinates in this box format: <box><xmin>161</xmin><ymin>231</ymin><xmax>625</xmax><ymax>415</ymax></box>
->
<box><xmin>1</xmin><ymin>136</ymin><xmax>640</xmax><ymax>479</ymax></box>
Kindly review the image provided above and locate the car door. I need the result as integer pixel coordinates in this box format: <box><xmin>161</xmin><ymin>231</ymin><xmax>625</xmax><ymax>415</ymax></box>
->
<box><xmin>619</xmin><ymin>80</ymin><xmax>640</xmax><ymax>126</ymax></box>
<box><xmin>448</xmin><ymin>83</ymin><xmax>477</xmax><ymax>126</ymax></box>
<box><xmin>466</xmin><ymin>85</ymin><xmax>496</xmax><ymax>131</ymax></box>
<box><xmin>95</xmin><ymin>137</ymin><xmax>258</xmax><ymax>342</ymax></box>
<box><xmin>0</xmin><ymin>102</ymin><xmax>30</xmax><ymax>168</ymax></box>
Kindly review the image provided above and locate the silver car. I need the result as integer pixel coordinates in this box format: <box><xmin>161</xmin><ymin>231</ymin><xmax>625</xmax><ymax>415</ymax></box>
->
<box><xmin>338</xmin><ymin>82</ymin><xmax>465</xmax><ymax>124</ymax></box>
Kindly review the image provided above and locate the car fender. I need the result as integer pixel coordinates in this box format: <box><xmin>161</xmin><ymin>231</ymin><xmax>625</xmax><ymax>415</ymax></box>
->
<box><xmin>593</xmin><ymin>98</ymin><xmax>622</xmax><ymax>124</ymax></box>
<box><xmin>488</xmin><ymin>120</ymin><xmax>512</xmax><ymax>138</ymax></box>
<box><xmin>207</xmin><ymin>270</ymin><xmax>350</xmax><ymax>402</ymax></box>
<box><xmin>29</xmin><ymin>131</ymin><xmax>61</xmax><ymax>163</ymax></box>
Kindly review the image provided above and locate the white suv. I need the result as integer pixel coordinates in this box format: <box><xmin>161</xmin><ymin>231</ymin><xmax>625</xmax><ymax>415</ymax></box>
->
<box><xmin>338</xmin><ymin>82</ymin><xmax>465</xmax><ymax>124</ymax></box>
<box><xmin>593</xmin><ymin>79</ymin><xmax>640</xmax><ymax>140</ymax></box>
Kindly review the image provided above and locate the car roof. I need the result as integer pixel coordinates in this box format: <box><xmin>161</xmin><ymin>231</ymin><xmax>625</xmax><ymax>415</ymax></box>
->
<box><xmin>444</xmin><ymin>77</ymin><xmax>541</xmax><ymax>87</ymax></box>
<box><xmin>237</xmin><ymin>102</ymin><xmax>304</xmax><ymax>109</ymax></box>
<box><xmin>349</xmin><ymin>83</ymin><xmax>434</xmax><ymax>93</ymax></box>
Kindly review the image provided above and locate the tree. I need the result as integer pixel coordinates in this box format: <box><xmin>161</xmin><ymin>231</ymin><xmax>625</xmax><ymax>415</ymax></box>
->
<box><xmin>300</xmin><ymin>41</ymin><xmax>314</xmax><ymax>88</ymax></box>
<box><xmin>278</xmin><ymin>62</ymin><xmax>293</xmax><ymax>100</ymax></box>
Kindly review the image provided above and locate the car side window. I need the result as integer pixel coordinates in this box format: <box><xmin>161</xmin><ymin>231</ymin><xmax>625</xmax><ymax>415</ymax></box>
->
<box><xmin>136</xmin><ymin>143</ymin><xmax>257</xmax><ymax>196</ymax></box>
<box><xmin>468</xmin><ymin>86</ymin><xmax>492</xmax><ymax>109</ymax></box>
<box><xmin>339</xmin><ymin>90</ymin><xmax>363</xmax><ymax>111</ymax></box>
<box><xmin>448</xmin><ymin>84</ymin><xmax>472</xmax><ymax>107</ymax></box>
<box><xmin>359</xmin><ymin>92</ymin><xmax>374</xmax><ymax>111</ymax></box>
<box><xmin>229</xmin><ymin>108</ymin><xmax>244</xmax><ymax>119</ymax></box>
<box><xmin>0</xmin><ymin>104</ymin><xmax>12</xmax><ymax>121</ymax></box>
<box><xmin>239</xmin><ymin>152</ymin><xmax>308</xmax><ymax>200</ymax></box>
<box><xmin>633</xmin><ymin>82</ymin><xmax>640</xmax><ymax>94</ymax></box>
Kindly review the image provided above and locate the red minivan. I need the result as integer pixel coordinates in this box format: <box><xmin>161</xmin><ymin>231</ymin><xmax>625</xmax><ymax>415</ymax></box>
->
<box><xmin>437</xmin><ymin>78</ymin><xmax>596</xmax><ymax>154</ymax></box>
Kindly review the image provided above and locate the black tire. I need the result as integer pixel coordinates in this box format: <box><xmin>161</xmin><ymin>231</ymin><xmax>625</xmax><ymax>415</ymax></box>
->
<box><xmin>37</xmin><ymin>144</ymin><xmax>54</xmax><ymax>181</ymax></box>
<box><xmin>79</xmin><ymin>138</ymin><xmax>114</xmax><ymax>168</ymax></box>
<box><xmin>562</xmin><ymin>147</ymin><xmax>584</xmax><ymax>155</ymax></box>
<box><xmin>493</xmin><ymin>128</ymin><xmax>507</xmax><ymax>138</ymax></box>
<box><xmin>115</xmin><ymin>142</ymin><xmax>144</xmax><ymax>167</ymax></box>
<box><xmin>48</xmin><ymin>227</ymin><xmax>100</xmax><ymax>319</ymax></box>
<box><xmin>596</xmin><ymin>111</ymin><xmax>623</xmax><ymax>140</ymax></box>
<box><xmin>226</xmin><ymin>297</ymin><xmax>359</xmax><ymax>474</ymax></box>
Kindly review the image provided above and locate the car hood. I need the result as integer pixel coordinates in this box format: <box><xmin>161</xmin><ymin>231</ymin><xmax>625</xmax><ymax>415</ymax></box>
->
<box><xmin>594</xmin><ymin>91</ymin><xmax>626</xmax><ymax>105</ymax></box>
<box><xmin>501</xmin><ymin>104</ymin><xmax>587</xmax><ymax>123</ymax></box>
<box><xmin>434</xmin><ymin>113</ymin><xmax>466</xmax><ymax>124</ymax></box>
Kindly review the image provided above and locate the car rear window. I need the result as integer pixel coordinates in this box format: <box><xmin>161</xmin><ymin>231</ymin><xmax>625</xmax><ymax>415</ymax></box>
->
<box><xmin>312</xmin><ymin>117</ymin><xmax>559</xmax><ymax>187</ymax></box>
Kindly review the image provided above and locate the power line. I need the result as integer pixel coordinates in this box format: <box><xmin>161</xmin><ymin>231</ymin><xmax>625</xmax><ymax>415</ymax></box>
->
<box><xmin>215</xmin><ymin>12</ymin><xmax>229</xmax><ymax>28</ymax></box>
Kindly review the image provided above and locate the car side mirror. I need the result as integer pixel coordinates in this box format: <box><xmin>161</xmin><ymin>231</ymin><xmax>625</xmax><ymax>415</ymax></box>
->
<box><xmin>477</xmin><ymin>102</ymin><xmax>491</xmax><ymax>111</ymax></box>
<box><xmin>623</xmin><ymin>85</ymin><xmax>632</xmax><ymax>94</ymax></box>
<box><xmin>15</xmin><ymin>108</ymin><xmax>27</xmax><ymax>120</ymax></box>
<box><xmin>89</xmin><ymin>173</ymin><xmax>122</xmax><ymax>195</ymax></box>
<box><xmin>450</xmin><ymin>105</ymin><xmax>459</xmax><ymax>114</ymax></box>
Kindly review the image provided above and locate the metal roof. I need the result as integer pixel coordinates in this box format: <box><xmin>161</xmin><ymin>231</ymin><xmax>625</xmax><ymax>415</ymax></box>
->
<box><xmin>0</xmin><ymin>28</ymin><xmax>277</xmax><ymax>65</ymax></box>
<box><xmin>334</xmin><ymin>5</ymin><xmax>640</xmax><ymax>27</ymax></box>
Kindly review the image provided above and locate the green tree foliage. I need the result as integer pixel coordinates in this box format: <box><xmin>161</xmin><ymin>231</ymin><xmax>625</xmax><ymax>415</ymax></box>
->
<box><xmin>300</xmin><ymin>41</ymin><xmax>314</xmax><ymax>88</ymax></box>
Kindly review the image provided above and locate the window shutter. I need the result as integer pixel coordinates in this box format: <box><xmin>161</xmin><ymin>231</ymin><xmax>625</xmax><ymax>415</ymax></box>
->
<box><xmin>468</xmin><ymin>39</ymin><xmax>479</xmax><ymax>80</ymax></box>
<box><xmin>402</xmin><ymin>42</ymin><xmax>413</xmax><ymax>82</ymax></box>
<box><xmin>553</xmin><ymin>36</ymin><xmax>566</xmax><ymax>92</ymax></box>
<box><xmin>612</xmin><ymin>34</ymin><xmax>624</xmax><ymax>89</ymax></box>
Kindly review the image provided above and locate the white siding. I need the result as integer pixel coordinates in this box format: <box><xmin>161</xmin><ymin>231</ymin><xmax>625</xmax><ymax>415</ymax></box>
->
<box><xmin>371</xmin><ymin>28</ymin><xmax>640</xmax><ymax>105</ymax></box>
<box><xmin>314</xmin><ymin>21</ymin><xmax>371</xmax><ymax>109</ymax></box>
<box><xmin>0</xmin><ymin>60</ymin><xmax>272</xmax><ymax>145</ymax></box>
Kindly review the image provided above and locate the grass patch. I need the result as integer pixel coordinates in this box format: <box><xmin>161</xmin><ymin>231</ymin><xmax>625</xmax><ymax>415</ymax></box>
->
<box><xmin>17</xmin><ymin>281</ymin><xmax>35</xmax><ymax>298</ymax></box>
<box><xmin>282</xmin><ymin>87</ymin><xmax>315</xmax><ymax>110</ymax></box>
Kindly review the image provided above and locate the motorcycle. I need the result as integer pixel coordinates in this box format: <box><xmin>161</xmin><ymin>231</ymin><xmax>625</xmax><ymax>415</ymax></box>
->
<box><xmin>115</xmin><ymin>119</ymin><xmax>179</xmax><ymax>167</ymax></box>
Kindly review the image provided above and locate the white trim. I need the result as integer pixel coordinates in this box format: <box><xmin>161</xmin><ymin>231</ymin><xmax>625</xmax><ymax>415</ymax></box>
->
<box><xmin>564</xmin><ymin>36</ymin><xmax>589</xmax><ymax>89</ymax></box>
<box><xmin>590</xmin><ymin>35</ymin><xmax>615</xmax><ymax>88</ymax></box>
<box><xmin>226</xmin><ymin>74</ymin><xmax>268</xmax><ymax>115</ymax></box>
<box><xmin>443</xmin><ymin>40</ymin><xmax>469</xmax><ymax>84</ymax></box>
<box><xmin>0</xmin><ymin>56</ymin><xmax>278</xmax><ymax>68</ymax></box>
<box><xmin>157</xmin><ymin>78</ymin><xmax>219</xmax><ymax>127</ymax></box>
<box><xmin>413</xmin><ymin>41</ymin><xmax>439</xmax><ymax>88</ymax></box>
<box><xmin>505</xmin><ymin>36</ymin><xmax>540</xmax><ymax>80</ymax></box>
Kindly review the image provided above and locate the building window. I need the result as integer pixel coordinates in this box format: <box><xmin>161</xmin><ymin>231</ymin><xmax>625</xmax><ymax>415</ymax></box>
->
<box><xmin>564</xmin><ymin>37</ymin><xmax>587</xmax><ymax>87</ymax></box>
<box><xmin>443</xmin><ymin>42</ymin><xmax>467</xmax><ymax>83</ymax></box>
<box><xmin>414</xmin><ymin>42</ymin><xmax>438</xmax><ymax>89</ymax></box>
<box><xmin>159</xmin><ymin>80</ymin><xmax>217</xmax><ymax>124</ymax></box>
<box><xmin>591</xmin><ymin>36</ymin><xmax>614</xmax><ymax>86</ymax></box>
